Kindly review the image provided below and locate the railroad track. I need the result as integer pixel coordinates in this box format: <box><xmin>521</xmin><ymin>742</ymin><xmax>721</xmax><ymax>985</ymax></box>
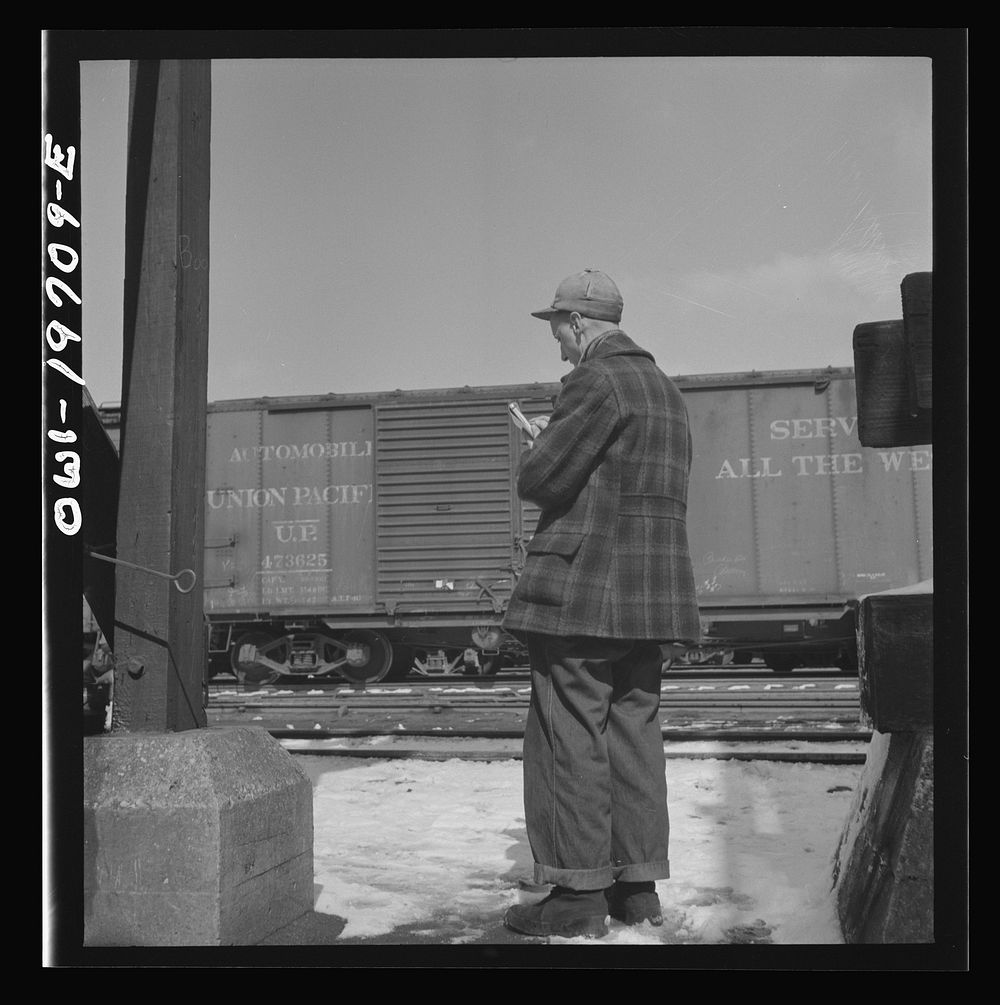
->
<box><xmin>206</xmin><ymin>670</ymin><xmax>869</xmax><ymax>751</ymax></box>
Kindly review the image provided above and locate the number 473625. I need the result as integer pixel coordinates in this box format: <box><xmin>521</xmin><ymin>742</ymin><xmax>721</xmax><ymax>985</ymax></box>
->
<box><xmin>261</xmin><ymin>553</ymin><xmax>329</xmax><ymax>570</ymax></box>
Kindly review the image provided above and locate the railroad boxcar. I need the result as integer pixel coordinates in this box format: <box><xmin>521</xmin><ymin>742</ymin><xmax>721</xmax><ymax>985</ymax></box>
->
<box><xmin>93</xmin><ymin>366</ymin><xmax>931</xmax><ymax>683</ymax></box>
<box><xmin>198</xmin><ymin>383</ymin><xmax>552</xmax><ymax>683</ymax></box>
<box><xmin>680</xmin><ymin>369</ymin><xmax>931</xmax><ymax>673</ymax></box>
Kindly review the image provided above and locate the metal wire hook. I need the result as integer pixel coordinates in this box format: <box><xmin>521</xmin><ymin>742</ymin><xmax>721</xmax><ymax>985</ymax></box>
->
<box><xmin>85</xmin><ymin>549</ymin><xmax>197</xmax><ymax>594</ymax></box>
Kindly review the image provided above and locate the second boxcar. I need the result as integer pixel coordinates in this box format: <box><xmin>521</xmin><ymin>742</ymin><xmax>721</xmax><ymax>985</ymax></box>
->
<box><xmin>682</xmin><ymin>369</ymin><xmax>931</xmax><ymax>672</ymax></box>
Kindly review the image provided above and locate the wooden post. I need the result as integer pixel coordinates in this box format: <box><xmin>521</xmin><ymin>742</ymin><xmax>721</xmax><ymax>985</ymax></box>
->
<box><xmin>834</xmin><ymin>580</ymin><xmax>935</xmax><ymax>942</ymax></box>
<box><xmin>857</xmin><ymin>588</ymin><xmax>933</xmax><ymax>733</ymax></box>
<box><xmin>80</xmin><ymin>56</ymin><xmax>312</xmax><ymax>950</ymax></box>
<box><xmin>901</xmin><ymin>271</ymin><xmax>932</xmax><ymax>413</ymax></box>
<box><xmin>111</xmin><ymin>60</ymin><xmax>210</xmax><ymax>732</ymax></box>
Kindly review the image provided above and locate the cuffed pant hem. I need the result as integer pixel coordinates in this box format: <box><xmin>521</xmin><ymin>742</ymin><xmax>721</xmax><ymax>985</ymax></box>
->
<box><xmin>613</xmin><ymin>859</ymin><xmax>670</xmax><ymax>882</ymax></box>
<box><xmin>534</xmin><ymin>863</ymin><xmax>614</xmax><ymax>891</ymax></box>
<box><xmin>534</xmin><ymin>858</ymin><xmax>671</xmax><ymax>890</ymax></box>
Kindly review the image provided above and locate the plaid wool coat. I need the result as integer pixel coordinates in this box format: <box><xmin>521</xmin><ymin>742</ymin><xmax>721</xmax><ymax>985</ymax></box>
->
<box><xmin>503</xmin><ymin>330</ymin><xmax>701</xmax><ymax>643</ymax></box>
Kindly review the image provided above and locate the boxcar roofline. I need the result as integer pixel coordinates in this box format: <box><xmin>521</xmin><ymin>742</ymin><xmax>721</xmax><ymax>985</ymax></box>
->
<box><xmin>93</xmin><ymin>367</ymin><xmax>858</xmax><ymax>425</ymax></box>
<box><xmin>198</xmin><ymin>366</ymin><xmax>856</xmax><ymax>414</ymax></box>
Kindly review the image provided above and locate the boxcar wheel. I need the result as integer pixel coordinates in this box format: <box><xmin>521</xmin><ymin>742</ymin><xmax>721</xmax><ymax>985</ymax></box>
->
<box><xmin>478</xmin><ymin>654</ymin><xmax>504</xmax><ymax>676</ymax></box>
<box><xmin>231</xmin><ymin>630</ymin><xmax>288</xmax><ymax>685</ymax></box>
<box><xmin>837</xmin><ymin>652</ymin><xmax>858</xmax><ymax>675</ymax></box>
<box><xmin>338</xmin><ymin>629</ymin><xmax>394</xmax><ymax>685</ymax></box>
<box><xmin>387</xmin><ymin>645</ymin><xmax>414</xmax><ymax>681</ymax></box>
<box><xmin>767</xmin><ymin>655</ymin><xmax>797</xmax><ymax>675</ymax></box>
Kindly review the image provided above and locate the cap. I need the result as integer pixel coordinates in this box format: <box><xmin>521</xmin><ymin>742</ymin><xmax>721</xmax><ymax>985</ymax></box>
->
<box><xmin>530</xmin><ymin>269</ymin><xmax>623</xmax><ymax>322</ymax></box>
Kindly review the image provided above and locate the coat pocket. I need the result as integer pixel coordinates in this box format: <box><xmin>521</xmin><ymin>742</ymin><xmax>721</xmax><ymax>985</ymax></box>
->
<box><xmin>518</xmin><ymin>531</ymin><xmax>584</xmax><ymax>607</ymax></box>
<box><xmin>526</xmin><ymin>531</ymin><xmax>583</xmax><ymax>558</ymax></box>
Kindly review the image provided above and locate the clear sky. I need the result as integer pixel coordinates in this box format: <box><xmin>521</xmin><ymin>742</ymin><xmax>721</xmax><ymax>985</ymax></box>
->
<box><xmin>78</xmin><ymin>54</ymin><xmax>932</xmax><ymax>408</ymax></box>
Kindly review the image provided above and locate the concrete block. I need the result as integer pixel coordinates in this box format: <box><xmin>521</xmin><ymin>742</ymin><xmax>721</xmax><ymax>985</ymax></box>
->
<box><xmin>832</xmin><ymin>729</ymin><xmax>934</xmax><ymax>943</ymax></box>
<box><xmin>84</xmin><ymin>726</ymin><xmax>313</xmax><ymax>946</ymax></box>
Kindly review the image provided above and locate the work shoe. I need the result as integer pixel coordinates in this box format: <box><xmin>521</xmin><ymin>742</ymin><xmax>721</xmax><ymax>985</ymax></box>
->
<box><xmin>504</xmin><ymin>886</ymin><xmax>610</xmax><ymax>938</ymax></box>
<box><xmin>606</xmin><ymin>880</ymin><xmax>663</xmax><ymax>926</ymax></box>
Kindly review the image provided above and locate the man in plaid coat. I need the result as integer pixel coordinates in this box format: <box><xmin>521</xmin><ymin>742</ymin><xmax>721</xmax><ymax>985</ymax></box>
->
<box><xmin>503</xmin><ymin>270</ymin><xmax>701</xmax><ymax>939</ymax></box>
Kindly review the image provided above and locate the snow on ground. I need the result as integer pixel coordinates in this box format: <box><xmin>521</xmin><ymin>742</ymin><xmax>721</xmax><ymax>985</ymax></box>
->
<box><xmin>294</xmin><ymin>747</ymin><xmax>863</xmax><ymax>945</ymax></box>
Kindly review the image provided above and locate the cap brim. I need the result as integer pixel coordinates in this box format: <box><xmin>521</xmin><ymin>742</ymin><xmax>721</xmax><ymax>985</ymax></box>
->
<box><xmin>530</xmin><ymin>307</ymin><xmax>558</xmax><ymax>320</ymax></box>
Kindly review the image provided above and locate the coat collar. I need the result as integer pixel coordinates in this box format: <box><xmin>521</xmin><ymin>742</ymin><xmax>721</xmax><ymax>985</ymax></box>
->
<box><xmin>581</xmin><ymin>329</ymin><xmax>655</xmax><ymax>365</ymax></box>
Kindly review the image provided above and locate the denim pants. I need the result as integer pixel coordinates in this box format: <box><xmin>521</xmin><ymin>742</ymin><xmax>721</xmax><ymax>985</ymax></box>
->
<box><xmin>522</xmin><ymin>633</ymin><xmax>671</xmax><ymax>890</ymax></box>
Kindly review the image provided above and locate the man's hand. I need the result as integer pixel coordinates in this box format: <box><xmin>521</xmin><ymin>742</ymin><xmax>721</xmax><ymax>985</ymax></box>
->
<box><xmin>523</xmin><ymin>414</ymin><xmax>550</xmax><ymax>448</ymax></box>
